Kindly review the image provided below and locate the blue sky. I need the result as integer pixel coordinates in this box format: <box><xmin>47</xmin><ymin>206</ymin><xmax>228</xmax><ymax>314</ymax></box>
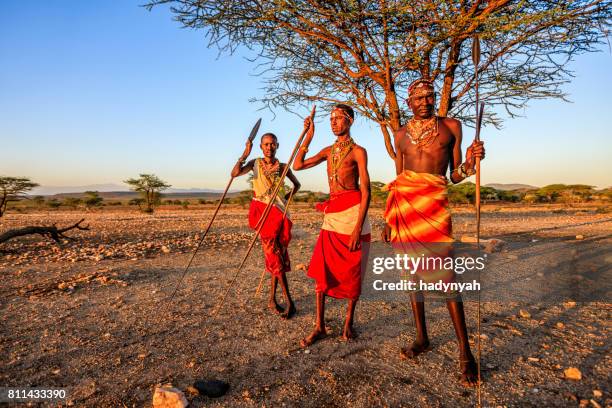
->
<box><xmin>1</xmin><ymin>1</ymin><xmax>610</xmax><ymax>192</ymax></box>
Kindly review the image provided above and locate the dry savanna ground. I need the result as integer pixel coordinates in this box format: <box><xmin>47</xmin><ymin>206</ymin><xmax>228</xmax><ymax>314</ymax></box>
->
<box><xmin>1</xmin><ymin>203</ymin><xmax>610</xmax><ymax>407</ymax></box>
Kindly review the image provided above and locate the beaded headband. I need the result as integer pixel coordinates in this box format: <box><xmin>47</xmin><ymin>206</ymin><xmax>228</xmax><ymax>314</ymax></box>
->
<box><xmin>331</xmin><ymin>107</ymin><xmax>354</xmax><ymax>124</ymax></box>
<box><xmin>408</xmin><ymin>78</ymin><xmax>435</xmax><ymax>99</ymax></box>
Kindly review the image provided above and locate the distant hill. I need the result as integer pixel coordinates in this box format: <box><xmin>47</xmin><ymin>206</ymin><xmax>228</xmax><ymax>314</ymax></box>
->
<box><xmin>31</xmin><ymin>184</ymin><xmax>128</xmax><ymax>196</ymax></box>
<box><xmin>31</xmin><ymin>184</ymin><xmax>234</xmax><ymax>196</ymax></box>
<box><xmin>45</xmin><ymin>191</ymin><xmax>240</xmax><ymax>200</ymax></box>
<box><xmin>485</xmin><ymin>183</ymin><xmax>538</xmax><ymax>191</ymax></box>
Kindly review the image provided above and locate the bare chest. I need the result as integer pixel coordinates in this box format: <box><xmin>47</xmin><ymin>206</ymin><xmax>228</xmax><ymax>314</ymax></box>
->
<box><xmin>399</xmin><ymin>122</ymin><xmax>454</xmax><ymax>158</ymax></box>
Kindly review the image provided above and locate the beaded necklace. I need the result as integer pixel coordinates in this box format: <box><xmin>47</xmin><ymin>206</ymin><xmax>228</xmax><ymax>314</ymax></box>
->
<box><xmin>258</xmin><ymin>158</ymin><xmax>282</xmax><ymax>197</ymax></box>
<box><xmin>329</xmin><ymin>137</ymin><xmax>355</xmax><ymax>184</ymax></box>
<box><xmin>407</xmin><ymin>116</ymin><xmax>438</xmax><ymax>148</ymax></box>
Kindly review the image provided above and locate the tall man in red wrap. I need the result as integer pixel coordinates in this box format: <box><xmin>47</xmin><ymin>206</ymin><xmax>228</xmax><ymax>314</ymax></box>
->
<box><xmin>293</xmin><ymin>104</ymin><xmax>371</xmax><ymax>346</ymax></box>
<box><xmin>383</xmin><ymin>78</ymin><xmax>485</xmax><ymax>386</ymax></box>
<box><xmin>232</xmin><ymin>133</ymin><xmax>300</xmax><ymax>319</ymax></box>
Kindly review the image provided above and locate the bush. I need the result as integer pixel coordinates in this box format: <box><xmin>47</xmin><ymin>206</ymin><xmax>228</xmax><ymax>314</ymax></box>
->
<box><xmin>84</xmin><ymin>191</ymin><xmax>103</xmax><ymax>207</ymax></box>
<box><xmin>47</xmin><ymin>199</ymin><xmax>61</xmax><ymax>208</ymax></box>
<box><xmin>63</xmin><ymin>197</ymin><xmax>82</xmax><ymax>208</ymax></box>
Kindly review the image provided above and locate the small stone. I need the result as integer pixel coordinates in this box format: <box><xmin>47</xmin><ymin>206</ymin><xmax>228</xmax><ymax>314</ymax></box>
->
<box><xmin>161</xmin><ymin>246</ymin><xmax>171</xmax><ymax>254</ymax></box>
<box><xmin>579</xmin><ymin>400</ymin><xmax>589</xmax><ymax>408</ymax></box>
<box><xmin>556</xmin><ymin>322</ymin><xmax>565</xmax><ymax>329</ymax></box>
<box><xmin>304</xmin><ymin>349</ymin><xmax>311</xmax><ymax>354</ymax></box>
<box><xmin>295</xmin><ymin>263</ymin><xmax>307</xmax><ymax>271</ymax></box>
<box><xmin>566</xmin><ymin>393</ymin><xmax>578</xmax><ymax>402</ymax></box>
<box><xmin>518</xmin><ymin>309</ymin><xmax>531</xmax><ymax>319</ymax></box>
<box><xmin>484</xmin><ymin>238</ymin><xmax>505</xmax><ymax>253</ymax></box>
<box><xmin>564</xmin><ymin>301</ymin><xmax>577</xmax><ymax>308</ymax></box>
<box><xmin>564</xmin><ymin>367</ymin><xmax>582</xmax><ymax>380</ymax></box>
<box><xmin>593</xmin><ymin>390</ymin><xmax>602</xmax><ymax>398</ymax></box>
<box><xmin>152</xmin><ymin>386</ymin><xmax>188</xmax><ymax>408</ymax></box>
<box><xmin>528</xmin><ymin>357</ymin><xmax>540</xmax><ymax>362</ymax></box>
<box><xmin>575</xmin><ymin>234</ymin><xmax>584</xmax><ymax>240</ymax></box>
<box><xmin>479</xmin><ymin>334</ymin><xmax>489</xmax><ymax>340</ymax></box>
<box><xmin>590</xmin><ymin>399</ymin><xmax>602</xmax><ymax>408</ymax></box>
<box><xmin>185</xmin><ymin>386</ymin><xmax>199</xmax><ymax>396</ymax></box>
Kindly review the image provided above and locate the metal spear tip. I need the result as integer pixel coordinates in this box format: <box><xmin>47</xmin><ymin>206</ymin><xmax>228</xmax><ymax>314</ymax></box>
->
<box><xmin>248</xmin><ymin>118</ymin><xmax>262</xmax><ymax>142</ymax></box>
<box><xmin>472</xmin><ymin>35</ymin><xmax>481</xmax><ymax>68</ymax></box>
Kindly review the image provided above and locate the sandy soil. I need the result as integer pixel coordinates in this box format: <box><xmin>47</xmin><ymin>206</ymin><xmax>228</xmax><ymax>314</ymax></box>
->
<box><xmin>1</xmin><ymin>203</ymin><xmax>610</xmax><ymax>407</ymax></box>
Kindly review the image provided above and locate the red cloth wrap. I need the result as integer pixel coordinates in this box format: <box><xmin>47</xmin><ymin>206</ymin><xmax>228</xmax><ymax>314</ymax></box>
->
<box><xmin>308</xmin><ymin>190</ymin><xmax>370</xmax><ymax>300</ymax></box>
<box><xmin>248</xmin><ymin>199</ymin><xmax>292</xmax><ymax>277</ymax></box>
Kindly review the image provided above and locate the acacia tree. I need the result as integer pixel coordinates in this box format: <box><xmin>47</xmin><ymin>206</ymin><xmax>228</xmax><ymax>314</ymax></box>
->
<box><xmin>0</xmin><ymin>176</ymin><xmax>39</xmax><ymax>217</ymax></box>
<box><xmin>124</xmin><ymin>174</ymin><xmax>171</xmax><ymax>213</ymax></box>
<box><xmin>147</xmin><ymin>0</ymin><xmax>610</xmax><ymax>160</ymax></box>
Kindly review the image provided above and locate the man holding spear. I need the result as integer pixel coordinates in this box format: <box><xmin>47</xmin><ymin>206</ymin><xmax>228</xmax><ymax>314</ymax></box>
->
<box><xmin>294</xmin><ymin>104</ymin><xmax>371</xmax><ymax>346</ymax></box>
<box><xmin>382</xmin><ymin>78</ymin><xmax>485</xmax><ymax>386</ymax></box>
<box><xmin>231</xmin><ymin>133</ymin><xmax>301</xmax><ymax>319</ymax></box>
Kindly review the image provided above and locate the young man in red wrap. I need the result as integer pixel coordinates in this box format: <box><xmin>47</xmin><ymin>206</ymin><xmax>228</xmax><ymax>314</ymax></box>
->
<box><xmin>383</xmin><ymin>78</ymin><xmax>485</xmax><ymax>386</ymax></box>
<box><xmin>293</xmin><ymin>104</ymin><xmax>371</xmax><ymax>346</ymax></box>
<box><xmin>232</xmin><ymin>133</ymin><xmax>300</xmax><ymax>319</ymax></box>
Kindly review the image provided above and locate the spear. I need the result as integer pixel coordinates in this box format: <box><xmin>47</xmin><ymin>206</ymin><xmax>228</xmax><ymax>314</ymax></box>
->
<box><xmin>163</xmin><ymin>118</ymin><xmax>261</xmax><ymax>307</ymax></box>
<box><xmin>210</xmin><ymin>106</ymin><xmax>316</xmax><ymax>318</ymax></box>
<box><xmin>472</xmin><ymin>34</ymin><xmax>484</xmax><ymax>407</ymax></box>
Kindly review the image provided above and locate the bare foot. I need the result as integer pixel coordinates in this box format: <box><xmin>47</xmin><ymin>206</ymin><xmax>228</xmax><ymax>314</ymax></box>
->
<box><xmin>268</xmin><ymin>300</ymin><xmax>284</xmax><ymax>315</ymax></box>
<box><xmin>300</xmin><ymin>327</ymin><xmax>327</xmax><ymax>348</ymax></box>
<box><xmin>340</xmin><ymin>324</ymin><xmax>357</xmax><ymax>342</ymax></box>
<box><xmin>281</xmin><ymin>302</ymin><xmax>296</xmax><ymax>319</ymax></box>
<box><xmin>459</xmin><ymin>357</ymin><xmax>480</xmax><ymax>387</ymax></box>
<box><xmin>399</xmin><ymin>339</ymin><xmax>431</xmax><ymax>359</ymax></box>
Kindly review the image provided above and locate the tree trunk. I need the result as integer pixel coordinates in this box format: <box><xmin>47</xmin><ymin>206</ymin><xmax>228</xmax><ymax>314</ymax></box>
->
<box><xmin>438</xmin><ymin>40</ymin><xmax>465</xmax><ymax>117</ymax></box>
<box><xmin>0</xmin><ymin>219</ymin><xmax>89</xmax><ymax>245</ymax></box>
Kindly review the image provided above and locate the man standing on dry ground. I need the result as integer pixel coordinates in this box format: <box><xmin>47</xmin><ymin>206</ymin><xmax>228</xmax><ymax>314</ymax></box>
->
<box><xmin>293</xmin><ymin>104</ymin><xmax>371</xmax><ymax>346</ymax></box>
<box><xmin>232</xmin><ymin>133</ymin><xmax>300</xmax><ymax>319</ymax></box>
<box><xmin>383</xmin><ymin>78</ymin><xmax>485</xmax><ymax>386</ymax></box>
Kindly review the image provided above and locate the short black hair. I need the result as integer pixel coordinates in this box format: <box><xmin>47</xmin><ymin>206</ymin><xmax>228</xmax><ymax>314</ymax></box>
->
<box><xmin>334</xmin><ymin>104</ymin><xmax>354</xmax><ymax>120</ymax></box>
<box><xmin>260</xmin><ymin>132</ymin><xmax>278</xmax><ymax>143</ymax></box>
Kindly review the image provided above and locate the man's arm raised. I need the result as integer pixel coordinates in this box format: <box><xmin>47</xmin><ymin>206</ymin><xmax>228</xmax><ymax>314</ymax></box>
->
<box><xmin>231</xmin><ymin>139</ymin><xmax>255</xmax><ymax>178</ymax></box>
<box><xmin>293</xmin><ymin>116</ymin><xmax>328</xmax><ymax>171</ymax></box>
<box><xmin>349</xmin><ymin>147</ymin><xmax>371</xmax><ymax>252</ymax></box>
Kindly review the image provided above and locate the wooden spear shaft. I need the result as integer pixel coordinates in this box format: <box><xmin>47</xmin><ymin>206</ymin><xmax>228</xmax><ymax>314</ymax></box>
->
<box><xmin>159</xmin><ymin>118</ymin><xmax>261</xmax><ymax>312</ymax></box>
<box><xmin>210</xmin><ymin>106</ymin><xmax>316</xmax><ymax>318</ymax></box>
<box><xmin>472</xmin><ymin>34</ymin><xmax>483</xmax><ymax>407</ymax></box>
<box><xmin>475</xmin><ymin>101</ymin><xmax>484</xmax><ymax>407</ymax></box>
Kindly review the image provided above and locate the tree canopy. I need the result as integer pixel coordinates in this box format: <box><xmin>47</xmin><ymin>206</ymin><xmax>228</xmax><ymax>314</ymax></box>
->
<box><xmin>0</xmin><ymin>176</ymin><xmax>39</xmax><ymax>217</ymax></box>
<box><xmin>124</xmin><ymin>174</ymin><xmax>171</xmax><ymax>213</ymax></box>
<box><xmin>147</xmin><ymin>0</ymin><xmax>610</xmax><ymax>160</ymax></box>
